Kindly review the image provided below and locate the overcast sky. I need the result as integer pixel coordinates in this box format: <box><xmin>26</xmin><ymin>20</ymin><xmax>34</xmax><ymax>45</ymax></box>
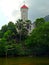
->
<box><xmin>0</xmin><ymin>0</ymin><xmax>49</xmax><ymax>28</ymax></box>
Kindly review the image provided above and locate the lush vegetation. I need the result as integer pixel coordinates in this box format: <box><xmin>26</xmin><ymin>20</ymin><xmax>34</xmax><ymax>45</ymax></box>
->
<box><xmin>0</xmin><ymin>18</ymin><xmax>49</xmax><ymax>57</ymax></box>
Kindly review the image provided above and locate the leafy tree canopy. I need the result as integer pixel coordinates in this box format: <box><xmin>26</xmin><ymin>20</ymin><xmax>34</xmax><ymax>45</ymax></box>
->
<box><xmin>35</xmin><ymin>18</ymin><xmax>45</xmax><ymax>27</ymax></box>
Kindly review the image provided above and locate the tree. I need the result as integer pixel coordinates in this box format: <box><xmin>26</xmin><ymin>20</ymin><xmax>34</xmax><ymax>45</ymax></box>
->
<box><xmin>1</xmin><ymin>25</ymin><xmax>8</xmax><ymax>33</ymax></box>
<box><xmin>8</xmin><ymin>22</ymin><xmax>17</xmax><ymax>34</ymax></box>
<box><xmin>4</xmin><ymin>30</ymin><xmax>17</xmax><ymax>43</ymax></box>
<box><xmin>26</xmin><ymin>20</ymin><xmax>31</xmax><ymax>29</ymax></box>
<box><xmin>0</xmin><ymin>30</ymin><xmax>3</xmax><ymax>38</ymax></box>
<box><xmin>35</xmin><ymin>18</ymin><xmax>45</xmax><ymax>27</ymax></box>
<box><xmin>25</xmin><ymin>22</ymin><xmax>49</xmax><ymax>56</ymax></box>
<box><xmin>16</xmin><ymin>19</ymin><xmax>23</xmax><ymax>30</ymax></box>
<box><xmin>0</xmin><ymin>38</ymin><xmax>6</xmax><ymax>56</ymax></box>
<box><xmin>4</xmin><ymin>30</ymin><xmax>12</xmax><ymax>41</ymax></box>
<box><xmin>16</xmin><ymin>19</ymin><xmax>29</xmax><ymax>42</ymax></box>
<box><xmin>1</xmin><ymin>25</ymin><xmax>8</xmax><ymax>38</ymax></box>
<box><xmin>21</xmin><ymin>28</ymin><xmax>28</xmax><ymax>40</ymax></box>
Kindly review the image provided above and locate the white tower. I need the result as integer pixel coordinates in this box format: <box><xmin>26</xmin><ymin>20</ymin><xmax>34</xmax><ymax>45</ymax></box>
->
<box><xmin>21</xmin><ymin>4</ymin><xmax>28</xmax><ymax>21</ymax></box>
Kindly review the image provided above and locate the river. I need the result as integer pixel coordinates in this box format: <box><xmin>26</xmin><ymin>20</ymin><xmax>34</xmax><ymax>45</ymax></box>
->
<box><xmin>0</xmin><ymin>57</ymin><xmax>49</xmax><ymax>65</ymax></box>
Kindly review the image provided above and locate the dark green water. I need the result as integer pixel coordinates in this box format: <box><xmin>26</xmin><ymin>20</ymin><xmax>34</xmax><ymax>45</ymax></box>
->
<box><xmin>0</xmin><ymin>57</ymin><xmax>49</xmax><ymax>65</ymax></box>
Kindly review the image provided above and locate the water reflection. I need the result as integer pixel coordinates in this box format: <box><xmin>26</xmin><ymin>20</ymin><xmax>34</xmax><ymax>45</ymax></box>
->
<box><xmin>0</xmin><ymin>57</ymin><xmax>49</xmax><ymax>65</ymax></box>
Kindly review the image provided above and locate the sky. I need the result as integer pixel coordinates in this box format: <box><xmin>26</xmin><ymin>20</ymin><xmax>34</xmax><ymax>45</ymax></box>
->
<box><xmin>0</xmin><ymin>0</ymin><xmax>49</xmax><ymax>29</ymax></box>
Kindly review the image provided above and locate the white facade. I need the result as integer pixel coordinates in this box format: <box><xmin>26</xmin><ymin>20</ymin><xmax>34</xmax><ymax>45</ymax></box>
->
<box><xmin>20</xmin><ymin>4</ymin><xmax>35</xmax><ymax>34</ymax></box>
<box><xmin>21</xmin><ymin>5</ymin><xmax>28</xmax><ymax>21</ymax></box>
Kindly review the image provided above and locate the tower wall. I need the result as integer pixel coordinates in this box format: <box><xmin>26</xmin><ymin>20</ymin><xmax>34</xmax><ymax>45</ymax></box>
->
<box><xmin>21</xmin><ymin>7</ymin><xmax>28</xmax><ymax>21</ymax></box>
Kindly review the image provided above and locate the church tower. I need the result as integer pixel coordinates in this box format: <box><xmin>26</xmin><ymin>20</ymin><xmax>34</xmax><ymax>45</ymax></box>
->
<box><xmin>21</xmin><ymin>4</ymin><xmax>28</xmax><ymax>21</ymax></box>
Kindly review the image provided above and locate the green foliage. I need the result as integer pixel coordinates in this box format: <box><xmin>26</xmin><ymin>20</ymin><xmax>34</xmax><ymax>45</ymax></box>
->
<box><xmin>0</xmin><ymin>25</ymin><xmax>8</xmax><ymax>38</ymax></box>
<box><xmin>16</xmin><ymin>19</ymin><xmax>29</xmax><ymax>42</ymax></box>
<box><xmin>35</xmin><ymin>18</ymin><xmax>45</xmax><ymax>27</ymax></box>
<box><xmin>25</xmin><ymin>22</ymin><xmax>49</xmax><ymax>56</ymax></box>
<box><xmin>0</xmin><ymin>18</ymin><xmax>49</xmax><ymax>57</ymax></box>
<box><xmin>1</xmin><ymin>25</ymin><xmax>8</xmax><ymax>33</ymax></box>
<box><xmin>0</xmin><ymin>30</ymin><xmax>3</xmax><ymax>38</ymax></box>
<box><xmin>0</xmin><ymin>38</ymin><xmax>6</xmax><ymax>56</ymax></box>
<box><xmin>26</xmin><ymin>20</ymin><xmax>31</xmax><ymax>29</ymax></box>
<box><xmin>8</xmin><ymin>22</ymin><xmax>16</xmax><ymax>33</ymax></box>
<box><xmin>16</xmin><ymin>19</ymin><xmax>23</xmax><ymax>30</ymax></box>
<box><xmin>0</xmin><ymin>20</ymin><xmax>30</xmax><ymax>56</ymax></box>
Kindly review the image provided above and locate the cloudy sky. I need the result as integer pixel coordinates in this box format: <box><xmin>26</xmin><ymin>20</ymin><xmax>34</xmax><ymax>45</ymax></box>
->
<box><xmin>0</xmin><ymin>0</ymin><xmax>49</xmax><ymax>28</ymax></box>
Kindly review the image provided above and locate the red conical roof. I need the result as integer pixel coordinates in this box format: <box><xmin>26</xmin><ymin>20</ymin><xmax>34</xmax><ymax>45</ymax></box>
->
<box><xmin>21</xmin><ymin>4</ymin><xmax>28</xmax><ymax>9</ymax></box>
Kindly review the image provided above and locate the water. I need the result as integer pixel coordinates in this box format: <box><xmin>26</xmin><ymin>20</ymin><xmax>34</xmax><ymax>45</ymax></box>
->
<box><xmin>0</xmin><ymin>57</ymin><xmax>49</xmax><ymax>65</ymax></box>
